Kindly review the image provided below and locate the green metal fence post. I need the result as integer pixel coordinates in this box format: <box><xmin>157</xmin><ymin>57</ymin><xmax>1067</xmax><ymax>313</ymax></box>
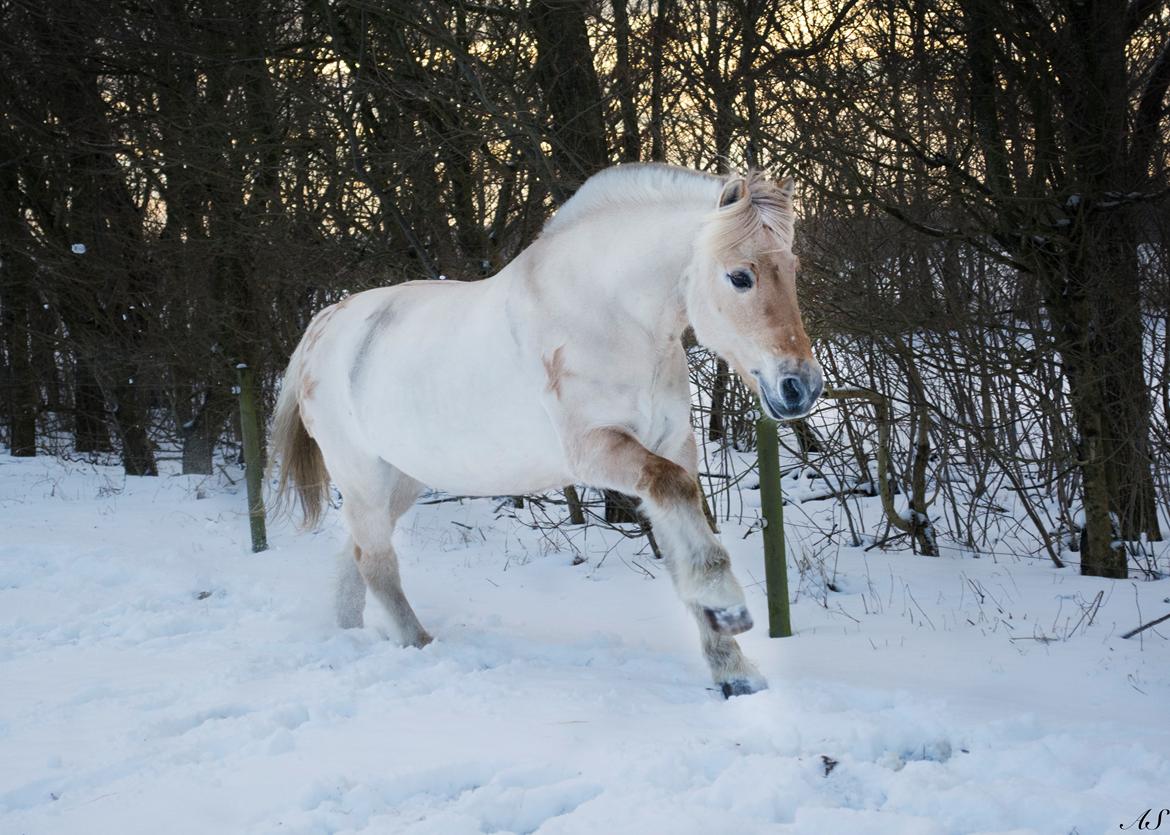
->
<box><xmin>756</xmin><ymin>414</ymin><xmax>792</xmax><ymax>637</ymax></box>
<box><xmin>236</xmin><ymin>363</ymin><xmax>268</xmax><ymax>553</ymax></box>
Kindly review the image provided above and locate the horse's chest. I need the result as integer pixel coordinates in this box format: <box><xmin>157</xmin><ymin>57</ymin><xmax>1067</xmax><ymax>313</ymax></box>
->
<box><xmin>635</xmin><ymin>350</ymin><xmax>693</xmax><ymax>453</ymax></box>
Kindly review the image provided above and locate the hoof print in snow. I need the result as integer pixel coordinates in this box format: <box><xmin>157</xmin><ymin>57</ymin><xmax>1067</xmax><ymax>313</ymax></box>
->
<box><xmin>821</xmin><ymin>755</ymin><xmax>839</xmax><ymax>777</ymax></box>
<box><xmin>704</xmin><ymin>605</ymin><xmax>753</xmax><ymax>635</ymax></box>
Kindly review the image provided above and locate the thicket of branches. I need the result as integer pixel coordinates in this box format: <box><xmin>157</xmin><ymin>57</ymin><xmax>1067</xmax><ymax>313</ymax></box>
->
<box><xmin>2</xmin><ymin>0</ymin><xmax>1168</xmax><ymax>579</ymax></box>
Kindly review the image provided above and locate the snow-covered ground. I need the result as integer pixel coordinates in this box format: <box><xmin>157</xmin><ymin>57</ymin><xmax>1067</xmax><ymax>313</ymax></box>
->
<box><xmin>2</xmin><ymin>453</ymin><xmax>1168</xmax><ymax>835</ymax></box>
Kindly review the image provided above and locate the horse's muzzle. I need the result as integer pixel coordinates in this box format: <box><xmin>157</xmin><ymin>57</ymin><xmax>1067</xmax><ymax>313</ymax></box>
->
<box><xmin>757</xmin><ymin>362</ymin><xmax>823</xmax><ymax>421</ymax></box>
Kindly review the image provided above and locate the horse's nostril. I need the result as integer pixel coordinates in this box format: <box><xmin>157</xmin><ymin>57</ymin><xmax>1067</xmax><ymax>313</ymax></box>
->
<box><xmin>780</xmin><ymin>376</ymin><xmax>804</xmax><ymax>405</ymax></box>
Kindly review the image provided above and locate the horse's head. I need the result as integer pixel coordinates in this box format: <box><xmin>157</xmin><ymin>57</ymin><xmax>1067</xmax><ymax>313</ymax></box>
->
<box><xmin>686</xmin><ymin>172</ymin><xmax>823</xmax><ymax>421</ymax></box>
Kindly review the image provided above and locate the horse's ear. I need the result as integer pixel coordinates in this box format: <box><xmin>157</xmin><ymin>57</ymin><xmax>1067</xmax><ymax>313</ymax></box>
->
<box><xmin>718</xmin><ymin>177</ymin><xmax>748</xmax><ymax>208</ymax></box>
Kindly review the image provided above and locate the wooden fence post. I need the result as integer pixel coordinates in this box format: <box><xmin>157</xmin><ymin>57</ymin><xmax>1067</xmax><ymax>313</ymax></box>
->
<box><xmin>236</xmin><ymin>363</ymin><xmax>268</xmax><ymax>553</ymax></box>
<box><xmin>756</xmin><ymin>414</ymin><xmax>792</xmax><ymax>638</ymax></box>
<box><xmin>563</xmin><ymin>485</ymin><xmax>586</xmax><ymax>525</ymax></box>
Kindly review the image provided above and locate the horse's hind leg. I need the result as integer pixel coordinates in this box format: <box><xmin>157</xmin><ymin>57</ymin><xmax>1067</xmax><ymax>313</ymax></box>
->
<box><xmin>339</xmin><ymin>462</ymin><xmax>430</xmax><ymax>647</ymax></box>
<box><xmin>335</xmin><ymin>536</ymin><xmax>367</xmax><ymax>629</ymax></box>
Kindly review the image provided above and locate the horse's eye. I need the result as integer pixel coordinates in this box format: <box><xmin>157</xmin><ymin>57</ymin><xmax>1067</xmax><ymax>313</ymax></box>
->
<box><xmin>726</xmin><ymin>270</ymin><xmax>754</xmax><ymax>291</ymax></box>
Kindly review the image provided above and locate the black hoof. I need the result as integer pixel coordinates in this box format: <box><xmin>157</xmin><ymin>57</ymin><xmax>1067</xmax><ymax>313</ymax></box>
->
<box><xmin>720</xmin><ymin>678</ymin><xmax>764</xmax><ymax>698</ymax></box>
<box><xmin>703</xmin><ymin>605</ymin><xmax>753</xmax><ymax>635</ymax></box>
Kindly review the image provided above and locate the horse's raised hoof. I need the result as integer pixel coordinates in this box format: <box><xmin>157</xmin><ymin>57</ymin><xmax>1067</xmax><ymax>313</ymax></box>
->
<box><xmin>704</xmin><ymin>604</ymin><xmax>753</xmax><ymax>635</ymax></box>
<box><xmin>720</xmin><ymin>677</ymin><xmax>767</xmax><ymax>699</ymax></box>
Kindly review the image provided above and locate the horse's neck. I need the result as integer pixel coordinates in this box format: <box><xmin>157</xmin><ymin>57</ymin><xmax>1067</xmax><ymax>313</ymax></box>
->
<box><xmin>526</xmin><ymin>205</ymin><xmax>705</xmax><ymax>341</ymax></box>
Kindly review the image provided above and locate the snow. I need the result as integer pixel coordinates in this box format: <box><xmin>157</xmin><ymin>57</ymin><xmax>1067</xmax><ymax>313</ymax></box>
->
<box><xmin>2</xmin><ymin>453</ymin><xmax>1168</xmax><ymax>834</ymax></box>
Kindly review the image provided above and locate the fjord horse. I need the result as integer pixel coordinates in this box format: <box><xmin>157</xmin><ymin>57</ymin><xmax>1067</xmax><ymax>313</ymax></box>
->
<box><xmin>271</xmin><ymin>164</ymin><xmax>822</xmax><ymax>696</ymax></box>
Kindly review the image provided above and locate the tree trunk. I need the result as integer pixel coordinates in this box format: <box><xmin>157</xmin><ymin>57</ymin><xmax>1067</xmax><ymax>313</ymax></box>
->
<box><xmin>1074</xmin><ymin>405</ymin><xmax>1125</xmax><ymax>578</ymax></box>
<box><xmin>1044</xmin><ymin>258</ymin><xmax>1127</xmax><ymax>578</ymax></box>
<box><xmin>604</xmin><ymin>489</ymin><xmax>641</xmax><ymax>524</ymax></box>
<box><xmin>181</xmin><ymin>387</ymin><xmax>231</xmax><ymax>475</ymax></box>
<box><xmin>112</xmin><ymin>376</ymin><xmax>157</xmax><ymax>477</ymax></box>
<box><xmin>706</xmin><ymin>0</ymin><xmax>734</xmax><ymax>170</ymax></box>
<box><xmin>1061</xmin><ymin>0</ymin><xmax>1160</xmax><ymax>549</ymax></box>
<box><xmin>1091</xmin><ymin>215</ymin><xmax>1161</xmax><ymax>543</ymax></box>
<box><xmin>529</xmin><ymin>0</ymin><xmax>609</xmax><ymax>195</ymax></box>
<box><xmin>73</xmin><ymin>357</ymin><xmax>111</xmax><ymax>453</ymax></box>
<box><xmin>899</xmin><ymin>346</ymin><xmax>938</xmax><ymax>556</ymax></box>
<box><xmin>612</xmin><ymin>0</ymin><xmax>640</xmax><ymax>162</ymax></box>
<box><xmin>649</xmin><ymin>0</ymin><xmax>670</xmax><ymax>162</ymax></box>
<box><xmin>1</xmin><ymin>260</ymin><xmax>37</xmax><ymax>457</ymax></box>
<box><xmin>792</xmin><ymin>420</ymin><xmax>822</xmax><ymax>456</ymax></box>
<box><xmin>960</xmin><ymin>0</ymin><xmax>1153</xmax><ymax>576</ymax></box>
<box><xmin>709</xmin><ymin>357</ymin><xmax>730</xmax><ymax>441</ymax></box>
<box><xmin>0</xmin><ymin>143</ymin><xmax>38</xmax><ymax>457</ymax></box>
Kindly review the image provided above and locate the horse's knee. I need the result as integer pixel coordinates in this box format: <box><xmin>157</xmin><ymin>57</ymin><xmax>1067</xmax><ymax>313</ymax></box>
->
<box><xmin>673</xmin><ymin>544</ymin><xmax>746</xmax><ymax>612</ymax></box>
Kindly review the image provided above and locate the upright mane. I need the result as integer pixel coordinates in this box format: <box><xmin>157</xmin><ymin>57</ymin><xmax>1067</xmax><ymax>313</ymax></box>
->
<box><xmin>543</xmin><ymin>163</ymin><xmax>720</xmax><ymax>234</ymax></box>
<box><xmin>543</xmin><ymin>163</ymin><xmax>795</xmax><ymax>251</ymax></box>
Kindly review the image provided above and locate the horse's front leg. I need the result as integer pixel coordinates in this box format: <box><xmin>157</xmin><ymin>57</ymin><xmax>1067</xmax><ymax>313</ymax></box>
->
<box><xmin>572</xmin><ymin>427</ymin><xmax>750</xmax><ymax>627</ymax></box>
<box><xmin>688</xmin><ymin>601</ymin><xmax>767</xmax><ymax>697</ymax></box>
<box><xmin>567</xmin><ymin>427</ymin><xmax>766</xmax><ymax>694</ymax></box>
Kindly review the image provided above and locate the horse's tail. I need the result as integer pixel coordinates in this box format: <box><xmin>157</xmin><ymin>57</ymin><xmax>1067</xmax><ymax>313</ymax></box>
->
<box><xmin>268</xmin><ymin>345</ymin><xmax>329</xmax><ymax>529</ymax></box>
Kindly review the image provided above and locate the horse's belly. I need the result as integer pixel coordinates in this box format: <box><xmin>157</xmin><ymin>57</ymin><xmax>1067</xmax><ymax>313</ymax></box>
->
<box><xmin>374</xmin><ymin>400</ymin><xmax>569</xmax><ymax>495</ymax></box>
<box><xmin>358</xmin><ymin>343</ymin><xmax>570</xmax><ymax>495</ymax></box>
